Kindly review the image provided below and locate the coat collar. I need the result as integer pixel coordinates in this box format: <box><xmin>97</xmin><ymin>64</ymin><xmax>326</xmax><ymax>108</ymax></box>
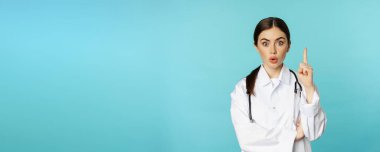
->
<box><xmin>256</xmin><ymin>64</ymin><xmax>291</xmax><ymax>87</ymax></box>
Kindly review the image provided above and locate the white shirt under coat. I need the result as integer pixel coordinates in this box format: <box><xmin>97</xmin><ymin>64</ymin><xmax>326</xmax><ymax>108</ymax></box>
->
<box><xmin>230</xmin><ymin>64</ymin><xmax>327</xmax><ymax>152</ymax></box>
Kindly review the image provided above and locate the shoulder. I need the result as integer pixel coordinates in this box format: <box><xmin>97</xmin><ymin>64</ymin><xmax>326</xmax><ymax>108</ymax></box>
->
<box><xmin>235</xmin><ymin>77</ymin><xmax>247</xmax><ymax>88</ymax></box>
<box><xmin>231</xmin><ymin>78</ymin><xmax>247</xmax><ymax>95</ymax></box>
<box><xmin>230</xmin><ymin>78</ymin><xmax>249</xmax><ymax>108</ymax></box>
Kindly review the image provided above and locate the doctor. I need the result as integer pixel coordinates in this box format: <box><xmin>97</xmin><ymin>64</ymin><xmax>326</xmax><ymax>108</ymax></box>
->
<box><xmin>230</xmin><ymin>17</ymin><xmax>327</xmax><ymax>152</ymax></box>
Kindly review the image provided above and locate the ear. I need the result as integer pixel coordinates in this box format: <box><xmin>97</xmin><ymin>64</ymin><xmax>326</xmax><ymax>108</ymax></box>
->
<box><xmin>287</xmin><ymin>44</ymin><xmax>291</xmax><ymax>52</ymax></box>
<box><xmin>254</xmin><ymin>44</ymin><xmax>259</xmax><ymax>52</ymax></box>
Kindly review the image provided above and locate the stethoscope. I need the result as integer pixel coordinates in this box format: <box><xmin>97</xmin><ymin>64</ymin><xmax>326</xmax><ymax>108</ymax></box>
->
<box><xmin>247</xmin><ymin>69</ymin><xmax>303</xmax><ymax>123</ymax></box>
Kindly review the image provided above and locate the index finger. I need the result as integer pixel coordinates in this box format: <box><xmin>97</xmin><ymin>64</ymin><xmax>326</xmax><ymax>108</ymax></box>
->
<box><xmin>303</xmin><ymin>48</ymin><xmax>308</xmax><ymax>64</ymax></box>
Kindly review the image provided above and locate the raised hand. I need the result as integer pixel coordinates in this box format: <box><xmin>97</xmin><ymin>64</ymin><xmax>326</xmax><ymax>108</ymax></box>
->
<box><xmin>298</xmin><ymin>48</ymin><xmax>316</xmax><ymax>103</ymax></box>
<box><xmin>298</xmin><ymin>48</ymin><xmax>314</xmax><ymax>87</ymax></box>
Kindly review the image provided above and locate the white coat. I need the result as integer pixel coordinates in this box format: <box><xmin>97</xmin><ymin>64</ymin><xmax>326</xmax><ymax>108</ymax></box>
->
<box><xmin>230</xmin><ymin>65</ymin><xmax>327</xmax><ymax>152</ymax></box>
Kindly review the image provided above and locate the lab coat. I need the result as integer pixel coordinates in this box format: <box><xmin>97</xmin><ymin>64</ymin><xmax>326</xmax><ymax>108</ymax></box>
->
<box><xmin>230</xmin><ymin>65</ymin><xmax>326</xmax><ymax>152</ymax></box>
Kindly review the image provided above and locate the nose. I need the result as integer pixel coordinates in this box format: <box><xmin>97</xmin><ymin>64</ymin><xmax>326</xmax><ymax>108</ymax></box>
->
<box><xmin>270</xmin><ymin>43</ymin><xmax>277</xmax><ymax>54</ymax></box>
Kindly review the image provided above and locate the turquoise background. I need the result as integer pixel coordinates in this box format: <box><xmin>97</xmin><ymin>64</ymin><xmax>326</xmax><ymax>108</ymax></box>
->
<box><xmin>1</xmin><ymin>0</ymin><xmax>380</xmax><ymax>151</ymax></box>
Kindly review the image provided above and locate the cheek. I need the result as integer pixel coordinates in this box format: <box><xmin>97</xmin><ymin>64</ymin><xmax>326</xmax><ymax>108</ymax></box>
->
<box><xmin>257</xmin><ymin>47</ymin><xmax>269</xmax><ymax>58</ymax></box>
<box><xmin>278</xmin><ymin>47</ymin><xmax>289</xmax><ymax>59</ymax></box>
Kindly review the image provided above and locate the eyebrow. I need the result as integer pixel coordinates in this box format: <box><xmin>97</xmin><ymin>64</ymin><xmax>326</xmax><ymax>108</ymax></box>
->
<box><xmin>260</xmin><ymin>37</ymin><xmax>286</xmax><ymax>41</ymax></box>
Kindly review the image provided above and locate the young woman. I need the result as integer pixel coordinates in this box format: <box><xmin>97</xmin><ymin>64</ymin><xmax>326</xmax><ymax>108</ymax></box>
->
<box><xmin>230</xmin><ymin>17</ymin><xmax>327</xmax><ymax>152</ymax></box>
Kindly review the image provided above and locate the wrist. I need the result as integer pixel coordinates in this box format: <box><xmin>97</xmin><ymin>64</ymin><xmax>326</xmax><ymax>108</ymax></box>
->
<box><xmin>304</xmin><ymin>84</ymin><xmax>315</xmax><ymax>92</ymax></box>
<box><xmin>304</xmin><ymin>84</ymin><xmax>315</xmax><ymax>104</ymax></box>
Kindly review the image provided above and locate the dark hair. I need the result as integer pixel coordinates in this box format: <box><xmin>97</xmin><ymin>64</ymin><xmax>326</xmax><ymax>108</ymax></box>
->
<box><xmin>247</xmin><ymin>17</ymin><xmax>291</xmax><ymax>96</ymax></box>
<box><xmin>253</xmin><ymin>17</ymin><xmax>291</xmax><ymax>46</ymax></box>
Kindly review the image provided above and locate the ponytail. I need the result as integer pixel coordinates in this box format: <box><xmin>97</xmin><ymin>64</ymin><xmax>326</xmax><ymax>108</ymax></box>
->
<box><xmin>246</xmin><ymin>66</ymin><xmax>261</xmax><ymax>96</ymax></box>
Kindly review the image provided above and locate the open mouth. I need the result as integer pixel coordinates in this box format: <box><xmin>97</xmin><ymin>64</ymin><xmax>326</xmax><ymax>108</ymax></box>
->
<box><xmin>269</xmin><ymin>56</ymin><xmax>278</xmax><ymax>64</ymax></box>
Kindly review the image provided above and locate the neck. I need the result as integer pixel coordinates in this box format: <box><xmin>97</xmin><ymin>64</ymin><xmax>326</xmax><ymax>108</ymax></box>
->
<box><xmin>263</xmin><ymin>64</ymin><xmax>283</xmax><ymax>78</ymax></box>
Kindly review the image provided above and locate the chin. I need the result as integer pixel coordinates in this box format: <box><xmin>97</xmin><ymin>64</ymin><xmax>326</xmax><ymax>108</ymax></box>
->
<box><xmin>265</xmin><ymin>62</ymin><xmax>283</xmax><ymax>69</ymax></box>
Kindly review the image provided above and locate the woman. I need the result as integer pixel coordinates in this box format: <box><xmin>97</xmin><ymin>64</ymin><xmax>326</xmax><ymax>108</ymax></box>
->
<box><xmin>230</xmin><ymin>17</ymin><xmax>327</xmax><ymax>152</ymax></box>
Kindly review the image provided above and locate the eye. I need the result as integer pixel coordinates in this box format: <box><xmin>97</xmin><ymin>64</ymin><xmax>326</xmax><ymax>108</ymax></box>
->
<box><xmin>278</xmin><ymin>41</ymin><xmax>284</xmax><ymax>46</ymax></box>
<box><xmin>262</xmin><ymin>42</ymin><xmax>268</xmax><ymax>47</ymax></box>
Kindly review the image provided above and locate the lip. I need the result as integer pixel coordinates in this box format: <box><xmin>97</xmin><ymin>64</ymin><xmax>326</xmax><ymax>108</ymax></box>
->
<box><xmin>269</xmin><ymin>56</ymin><xmax>278</xmax><ymax>64</ymax></box>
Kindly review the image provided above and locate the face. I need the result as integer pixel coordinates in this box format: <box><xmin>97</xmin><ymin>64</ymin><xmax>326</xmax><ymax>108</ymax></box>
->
<box><xmin>255</xmin><ymin>27</ymin><xmax>290</xmax><ymax>70</ymax></box>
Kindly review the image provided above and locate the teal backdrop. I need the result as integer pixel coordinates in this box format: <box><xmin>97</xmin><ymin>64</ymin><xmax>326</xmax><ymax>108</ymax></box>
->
<box><xmin>1</xmin><ymin>0</ymin><xmax>380</xmax><ymax>151</ymax></box>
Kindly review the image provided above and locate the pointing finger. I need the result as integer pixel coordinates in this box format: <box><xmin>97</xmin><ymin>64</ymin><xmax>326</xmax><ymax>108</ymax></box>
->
<box><xmin>303</xmin><ymin>48</ymin><xmax>308</xmax><ymax>64</ymax></box>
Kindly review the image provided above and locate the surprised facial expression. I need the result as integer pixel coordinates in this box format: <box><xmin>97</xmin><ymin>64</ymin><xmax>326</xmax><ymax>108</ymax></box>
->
<box><xmin>255</xmin><ymin>27</ymin><xmax>290</xmax><ymax>70</ymax></box>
